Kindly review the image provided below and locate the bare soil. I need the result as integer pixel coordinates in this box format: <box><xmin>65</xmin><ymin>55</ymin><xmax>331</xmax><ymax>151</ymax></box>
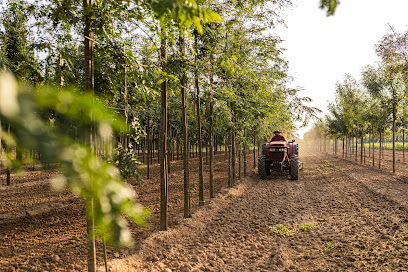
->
<box><xmin>2</xmin><ymin>147</ymin><xmax>408</xmax><ymax>271</ymax></box>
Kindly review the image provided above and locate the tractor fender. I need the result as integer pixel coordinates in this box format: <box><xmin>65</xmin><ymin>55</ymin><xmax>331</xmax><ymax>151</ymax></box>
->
<box><xmin>292</xmin><ymin>143</ymin><xmax>298</xmax><ymax>156</ymax></box>
<box><xmin>288</xmin><ymin>142</ymin><xmax>298</xmax><ymax>158</ymax></box>
<box><xmin>262</xmin><ymin>143</ymin><xmax>267</xmax><ymax>157</ymax></box>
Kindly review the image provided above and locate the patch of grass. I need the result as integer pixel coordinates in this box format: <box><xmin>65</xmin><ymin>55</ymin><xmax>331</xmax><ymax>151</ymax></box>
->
<box><xmin>363</xmin><ymin>142</ymin><xmax>408</xmax><ymax>151</ymax></box>
<box><xmin>324</xmin><ymin>241</ymin><xmax>335</xmax><ymax>251</ymax></box>
<box><xmin>269</xmin><ymin>224</ymin><xmax>292</xmax><ymax>236</ymax></box>
<box><xmin>298</xmin><ymin>222</ymin><xmax>319</xmax><ymax>232</ymax></box>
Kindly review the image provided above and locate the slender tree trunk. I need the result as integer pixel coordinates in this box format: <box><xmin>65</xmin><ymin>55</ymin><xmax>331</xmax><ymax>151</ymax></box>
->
<box><xmin>361</xmin><ymin>128</ymin><xmax>363</xmax><ymax>164</ymax></box>
<box><xmin>345</xmin><ymin>135</ymin><xmax>348</xmax><ymax>158</ymax></box>
<box><xmin>147</xmin><ymin>117</ymin><xmax>150</xmax><ymax>179</ymax></box>
<box><xmin>238</xmin><ymin>145</ymin><xmax>241</xmax><ymax>180</ymax></box>
<box><xmin>195</xmin><ymin>33</ymin><xmax>204</xmax><ymax>206</ymax></box>
<box><xmin>159</xmin><ymin>29</ymin><xmax>168</xmax><ymax>231</ymax></box>
<box><xmin>123</xmin><ymin>48</ymin><xmax>129</xmax><ymax>149</ymax></box>
<box><xmin>392</xmin><ymin>103</ymin><xmax>396</xmax><ymax>173</ymax></box>
<box><xmin>176</xmin><ymin>139</ymin><xmax>179</xmax><ymax>160</ymax></box>
<box><xmin>167</xmin><ymin>132</ymin><xmax>171</xmax><ymax>174</ymax></box>
<box><xmin>209</xmin><ymin>62</ymin><xmax>214</xmax><ymax>199</ymax></box>
<box><xmin>368</xmin><ymin>131</ymin><xmax>371</xmax><ymax>158</ymax></box>
<box><xmin>224</xmin><ymin>138</ymin><xmax>227</xmax><ymax>160</ymax></box>
<box><xmin>6</xmin><ymin>125</ymin><xmax>10</xmax><ymax>185</ymax></box>
<box><xmin>382</xmin><ymin>133</ymin><xmax>385</xmax><ymax>159</ymax></box>
<box><xmin>342</xmin><ymin>137</ymin><xmax>344</xmax><ymax>158</ymax></box>
<box><xmin>230</xmin><ymin>106</ymin><xmax>236</xmax><ymax>186</ymax></box>
<box><xmin>372</xmin><ymin>127</ymin><xmax>375</xmax><ymax>167</ymax></box>
<box><xmin>363</xmin><ymin>134</ymin><xmax>366</xmax><ymax>164</ymax></box>
<box><xmin>403</xmin><ymin>130</ymin><xmax>405</xmax><ymax>162</ymax></box>
<box><xmin>205</xmin><ymin>136</ymin><xmax>208</xmax><ymax>165</ymax></box>
<box><xmin>84</xmin><ymin>0</ymin><xmax>96</xmax><ymax>269</ymax></box>
<box><xmin>152</xmin><ymin>130</ymin><xmax>155</xmax><ymax>159</ymax></box>
<box><xmin>142</xmin><ymin>136</ymin><xmax>146</xmax><ymax>164</ymax></box>
<box><xmin>355</xmin><ymin>133</ymin><xmax>358</xmax><ymax>162</ymax></box>
<box><xmin>6</xmin><ymin>168</ymin><xmax>11</xmax><ymax>186</ymax></box>
<box><xmin>179</xmin><ymin>34</ymin><xmax>190</xmax><ymax>217</ymax></box>
<box><xmin>228</xmin><ymin>136</ymin><xmax>231</xmax><ymax>187</ymax></box>
<box><xmin>253</xmin><ymin>125</ymin><xmax>256</xmax><ymax>169</ymax></box>
<box><xmin>244</xmin><ymin>127</ymin><xmax>247</xmax><ymax>177</ymax></box>
<box><xmin>379</xmin><ymin>130</ymin><xmax>382</xmax><ymax>169</ymax></box>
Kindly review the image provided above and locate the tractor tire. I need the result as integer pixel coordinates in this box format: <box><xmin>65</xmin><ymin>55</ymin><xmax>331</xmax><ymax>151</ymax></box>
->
<box><xmin>258</xmin><ymin>155</ymin><xmax>267</xmax><ymax>180</ymax></box>
<box><xmin>290</xmin><ymin>155</ymin><xmax>299</xmax><ymax>180</ymax></box>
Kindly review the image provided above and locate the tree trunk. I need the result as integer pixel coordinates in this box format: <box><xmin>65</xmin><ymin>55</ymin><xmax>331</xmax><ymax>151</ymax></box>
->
<box><xmin>123</xmin><ymin>48</ymin><xmax>129</xmax><ymax>149</ymax></box>
<box><xmin>176</xmin><ymin>138</ymin><xmax>179</xmax><ymax>161</ymax></box>
<box><xmin>142</xmin><ymin>135</ymin><xmax>146</xmax><ymax>164</ymax></box>
<box><xmin>159</xmin><ymin>28</ymin><xmax>168</xmax><ymax>231</ymax></box>
<box><xmin>224</xmin><ymin>138</ymin><xmax>227</xmax><ymax>160</ymax></box>
<box><xmin>83</xmin><ymin>0</ymin><xmax>96</xmax><ymax>269</ymax></box>
<box><xmin>244</xmin><ymin>128</ymin><xmax>247</xmax><ymax>177</ymax></box>
<box><xmin>230</xmin><ymin>106</ymin><xmax>236</xmax><ymax>187</ymax></box>
<box><xmin>205</xmin><ymin>136</ymin><xmax>208</xmax><ymax>165</ymax></box>
<box><xmin>167</xmin><ymin>131</ymin><xmax>171</xmax><ymax>174</ymax></box>
<box><xmin>179</xmin><ymin>34</ymin><xmax>190</xmax><ymax>217</ymax></box>
<box><xmin>360</xmin><ymin>128</ymin><xmax>363</xmax><ymax>164</ymax></box>
<box><xmin>152</xmin><ymin>129</ymin><xmax>155</xmax><ymax>159</ymax></box>
<box><xmin>253</xmin><ymin>125</ymin><xmax>256</xmax><ymax>169</ymax></box>
<box><xmin>228</xmin><ymin>141</ymin><xmax>231</xmax><ymax>187</ymax></box>
<box><xmin>209</xmin><ymin>62</ymin><xmax>214</xmax><ymax>199</ymax></box>
<box><xmin>6</xmin><ymin>168</ymin><xmax>11</xmax><ymax>186</ymax></box>
<box><xmin>372</xmin><ymin>127</ymin><xmax>375</xmax><ymax>167</ymax></box>
<box><xmin>238</xmin><ymin>145</ymin><xmax>241</xmax><ymax>180</ymax></box>
<box><xmin>392</xmin><ymin>102</ymin><xmax>396</xmax><ymax>173</ymax></box>
<box><xmin>379</xmin><ymin>130</ymin><xmax>382</xmax><ymax>169</ymax></box>
<box><xmin>345</xmin><ymin>135</ymin><xmax>348</xmax><ymax>158</ymax></box>
<box><xmin>194</xmin><ymin>32</ymin><xmax>204</xmax><ymax>206</ymax></box>
<box><xmin>6</xmin><ymin>125</ymin><xmax>10</xmax><ymax>185</ymax></box>
<box><xmin>368</xmin><ymin>131</ymin><xmax>371</xmax><ymax>158</ymax></box>
<box><xmin>403</xmin><ymin>130</ymin><xmax>405</xmax><ymax>162</ymax></box>
<box><xmin>147</xmin><ymin>117</ymin><xmax>150</xmax><ymax>179</ymax></box>
<box><xmin>355</xmin><ymin>133</ymin><xmax>358</xmax><ymax>162</ymax></box>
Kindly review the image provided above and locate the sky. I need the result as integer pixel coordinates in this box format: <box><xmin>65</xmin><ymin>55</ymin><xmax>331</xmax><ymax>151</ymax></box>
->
<box><xmin>276</xmin><ymin>0</ymin><xmax>408</xmax><ymax>138</ymax></box>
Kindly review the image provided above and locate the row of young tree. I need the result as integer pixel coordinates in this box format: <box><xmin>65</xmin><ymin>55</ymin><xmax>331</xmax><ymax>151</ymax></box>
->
<box><xmin>305</xmin><ymin>25</ymin><xmax>408</xmax><ymax>173</ymax></box>
<box><xmin>0</xmin><ymin>0</ymin><xmax>333</xmax><ymax>271</ymax></box>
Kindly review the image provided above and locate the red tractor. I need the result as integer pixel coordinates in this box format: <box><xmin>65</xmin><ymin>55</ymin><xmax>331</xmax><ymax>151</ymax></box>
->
<box><xmin>258</xmin><ymin>140</ymin><xmax>299</xmax><ymax>180</ymax></box>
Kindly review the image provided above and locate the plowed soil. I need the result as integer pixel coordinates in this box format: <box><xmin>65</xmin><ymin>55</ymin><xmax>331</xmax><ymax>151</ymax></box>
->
<box><xmin>2</xmin><ymin>147</ymin><xmax>408</xmax><ymax>271</ymax></box>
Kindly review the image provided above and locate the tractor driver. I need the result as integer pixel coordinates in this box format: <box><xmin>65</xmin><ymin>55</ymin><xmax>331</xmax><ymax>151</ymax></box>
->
<box><xmin>271</xmin><ymin>130</ymin><xmax>286</xmax><ymax>142</ymax></box>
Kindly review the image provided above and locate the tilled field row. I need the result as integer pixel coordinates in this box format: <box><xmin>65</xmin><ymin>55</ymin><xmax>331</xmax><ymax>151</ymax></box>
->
<box><xmin>111</xmin><ymin>151</ymin><xmax>408</xmax><ymax>271</ymax></box>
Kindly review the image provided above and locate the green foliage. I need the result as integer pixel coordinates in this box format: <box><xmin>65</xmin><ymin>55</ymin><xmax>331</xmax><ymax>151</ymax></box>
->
<box><xmin>0</xmin><ymin>0</ymin><xmax>41</xmax><ymax>82</ymax></box>
<box><xmin>298</xmin><ymin>222</ymin><xmax>319</xmax><ymax>232</ymax></box>
<box><xmin>0</xmin><ymin>73</ymin><xmax>149</xmax><ymax>246</ymax></box>
<box><xmin>364</xmin><ymin>141</ymin><xmax>408</xmax><ymax>152</ymax></box>
<box><xmin>111</xmin><ymin>145</ymin><xmax>142</xmax><ymax>180</ymax></box>
<box><xmin>150</xmin><ymin>0</ymin><xmax>222</xmax><ymax>33</ymax></box>
<box><xmin>324</xmin><ymin>241</ymin><xmax>335</xmax><ymax>251</ymax></box>
<box><xmin>269</xmin><ymin>224</ymin><xmax>292</xmax><ymax>236</ymax></box>
<box><xmin>320</xmin><ymin>0</ymin><xmax>339</xmax><ymax>16</ymax></box>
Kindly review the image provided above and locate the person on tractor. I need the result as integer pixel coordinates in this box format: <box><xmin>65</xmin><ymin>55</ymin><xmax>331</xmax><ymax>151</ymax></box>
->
<box><xmin>271</xmin><ymin>130</ymin><xmax>286</xmax><ymax>142</ymax></box>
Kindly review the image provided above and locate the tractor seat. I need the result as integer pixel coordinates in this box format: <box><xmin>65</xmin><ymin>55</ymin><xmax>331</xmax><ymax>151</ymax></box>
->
<box><xmin>269</xmin><ymin>141</ymin><xmax>287</xmax><ymax>147</ymax></box>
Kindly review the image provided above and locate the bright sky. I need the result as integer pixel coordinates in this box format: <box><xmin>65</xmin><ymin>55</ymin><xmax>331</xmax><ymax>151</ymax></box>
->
<box><xmin>276</xmin><ymin>0</ymin><xmax>408</xmax><ymax>138</ymax></box>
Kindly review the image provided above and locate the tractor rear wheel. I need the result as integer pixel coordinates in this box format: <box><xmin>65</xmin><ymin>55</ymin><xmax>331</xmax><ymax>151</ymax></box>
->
<box><xmin>290</xmin><ymin>155</ymin><xmax>299</xmax><ymax>180</ymax></box>
<box><xmin>258</xmin><ymin>155</ymin><xmax>267</xmax><ymax>180</ymax></box>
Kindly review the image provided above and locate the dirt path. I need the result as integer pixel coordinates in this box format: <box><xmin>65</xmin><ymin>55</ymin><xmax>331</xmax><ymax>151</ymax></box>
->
<box><xmin>110</xmin><ymin>151</ymin><xmax>408</xmax><ymax>272</ymax></box>
<box><xmin>0</xmin><ymin>153</ymin><xmax>245</xmax><ymax>271</ymax></box>
<box><xmin>2</xmin><ymin>150</ymin><xmax>408</xmax><ymax>271</ymax></box>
